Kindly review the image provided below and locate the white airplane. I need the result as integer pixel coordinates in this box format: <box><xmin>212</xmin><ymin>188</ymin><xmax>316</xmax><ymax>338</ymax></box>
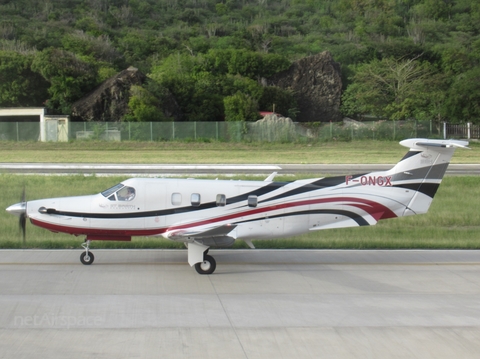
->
<box><xmin>6</xmin><ymin>138</ymin><xmax>468</xmax><ymax>274</ymax></box>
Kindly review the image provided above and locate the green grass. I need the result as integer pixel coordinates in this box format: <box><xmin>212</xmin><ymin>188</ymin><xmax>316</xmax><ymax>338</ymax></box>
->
<box><xmin>0</xmin><ymin>139</ymin><xmax>479</xmax><ymax>164</ymax></box>
<box><xmin>1</xmin><ymin>174</ymin><xmax>479</xmax><ymax>249</ymax></box>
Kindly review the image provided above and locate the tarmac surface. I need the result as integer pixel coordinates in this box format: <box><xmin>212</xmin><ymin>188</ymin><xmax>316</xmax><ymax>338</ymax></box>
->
<box><xmin>1</xmin><ymin>163</ymin><xmax>479</xmax><ymax>176</ymax></box>
<box><xmin>1</xmin><ymin>249</ymin><xmax>480</xmax><ymax>359</ymax></box>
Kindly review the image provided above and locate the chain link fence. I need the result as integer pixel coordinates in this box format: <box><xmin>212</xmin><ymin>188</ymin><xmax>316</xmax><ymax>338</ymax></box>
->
<box><xmin>0</xmin><ymin>119</ymin><xmax>463</xmax><ymax>143</ymax></box>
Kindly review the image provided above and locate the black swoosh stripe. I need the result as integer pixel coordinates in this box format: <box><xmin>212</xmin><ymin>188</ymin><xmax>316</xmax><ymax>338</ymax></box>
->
<box><xmin>226</xmin><ymin>182</ymin><xmax>288</xmax><ymax>205</ymax></box>
<box><xmin>393</xmin><ymin>183</ymin><xmax>440</xmax><ymax>198</ymax></box>
<box><xmin>259</xmin><ymin>175</ymin><xmax>355</xmax><ymax>204</ymax></box>
<box><xmin>400</xmin><ymin>151</ymin><xmax>421</xmax><ymax>161</ymax></box>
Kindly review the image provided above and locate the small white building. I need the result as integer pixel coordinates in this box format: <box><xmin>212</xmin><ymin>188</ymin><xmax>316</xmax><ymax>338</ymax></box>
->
<box><xmin>0</xmin><ymin>108</ymin><xmax>69</xmax><ymax>142</ymax></box>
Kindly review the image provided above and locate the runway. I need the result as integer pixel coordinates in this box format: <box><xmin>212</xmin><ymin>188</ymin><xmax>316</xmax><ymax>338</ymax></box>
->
<box><xmin>1</xmin><ymin>163</ymin><xmax>479</xmax><ymax>176</ymax></box>
<box><xmin>1</xmin><ymin>249</ymin><xmax>480</xmax><ymax>358</ymax></box>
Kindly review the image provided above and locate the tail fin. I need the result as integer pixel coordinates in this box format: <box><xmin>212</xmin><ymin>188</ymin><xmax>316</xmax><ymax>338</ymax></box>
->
<box><xmin>388</xmin><ymin>138</ymin><xmax>469</xmax><ymax>216</ymax></box>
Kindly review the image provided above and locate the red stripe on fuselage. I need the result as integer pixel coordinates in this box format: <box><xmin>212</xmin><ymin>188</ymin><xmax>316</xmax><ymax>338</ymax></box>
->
<box><xmin>29</xmin><ymin>218</ymin><xmax>164</xmax><ymax>237</ymax></box>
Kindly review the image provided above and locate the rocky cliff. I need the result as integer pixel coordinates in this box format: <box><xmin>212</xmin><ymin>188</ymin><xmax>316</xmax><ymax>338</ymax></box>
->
<box><xmin>267</xmin><ymin>51</ymin><xmax>342</xmax><ymax>122</ymax></box>
<box><xmin>71</xmin><ymin>67</ymin><xmax>146</xmax><ymax>122</ymax></box>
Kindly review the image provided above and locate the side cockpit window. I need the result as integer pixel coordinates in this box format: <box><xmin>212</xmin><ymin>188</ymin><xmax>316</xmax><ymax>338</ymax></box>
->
<box><xmin>117</xmin><ymin>186</ymin><xmax>136</xmax><ymax>201</ymax></box>
<box><xmin>101</xmin><ymin>184</ymin><xmax>136</xmax><ymax>201</ymax></box>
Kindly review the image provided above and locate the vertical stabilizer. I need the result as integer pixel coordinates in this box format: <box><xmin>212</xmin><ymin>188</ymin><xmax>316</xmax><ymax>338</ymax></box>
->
<box><xmin>388</xmin><ymin>139</ymin><xmax>469</xmax><ymax>216</ymax></box>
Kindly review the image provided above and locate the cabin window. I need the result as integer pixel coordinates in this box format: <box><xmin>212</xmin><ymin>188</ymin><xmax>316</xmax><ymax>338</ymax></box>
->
<box><xmin>216</xmin><ymin>194</ymin><xmax>226</xmax><ymax>207</ymax></box>
<box><xmin>191</xmin><ymin>193</ymin><xmax>201</xmax><ymax>207</ymax></box>
<box><xmin>248</xmin><ymin>195</ymin><xmax>258</xmax><ymax>208</ymax></box>
<box><xmin>108</xmin><ymin>195</ymin><xmax>116</xmax><ymax>201</ymax></box>
<box><xmin>117</xmin><ymin>186</ymin><xmax>136</xmax><ymax>201</ymax></box>
<box><xmin>171</xmin><ymin>193</ymin><xmax>182</xmax><ymax>206</ymax></box>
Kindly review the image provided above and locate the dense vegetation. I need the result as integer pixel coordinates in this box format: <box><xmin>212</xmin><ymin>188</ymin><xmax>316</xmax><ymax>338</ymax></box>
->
<box><xmin>0</xmin><ymin>0</ymin><xmax>479</xmax><ymax>123</ymax></box>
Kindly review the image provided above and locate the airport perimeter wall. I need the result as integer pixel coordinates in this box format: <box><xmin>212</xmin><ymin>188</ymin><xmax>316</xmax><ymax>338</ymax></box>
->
<box><xmin>0</xmin><ymin>120</ymin><xmax>475</xmax><ymax>142</ymax></box>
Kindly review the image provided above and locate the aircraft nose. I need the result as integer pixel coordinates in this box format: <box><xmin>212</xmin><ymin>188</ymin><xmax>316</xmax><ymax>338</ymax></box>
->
<box><xmin>6</xmin><ymin>202</ymin><xmax>26</xmax><ymax>217</ymax></box>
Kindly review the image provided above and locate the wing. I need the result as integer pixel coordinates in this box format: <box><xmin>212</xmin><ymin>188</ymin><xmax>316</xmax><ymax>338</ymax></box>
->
<box><xmin>166</xmin><ymin>224</ymin><xmax>237</xmax><ymax>247</ymax></box>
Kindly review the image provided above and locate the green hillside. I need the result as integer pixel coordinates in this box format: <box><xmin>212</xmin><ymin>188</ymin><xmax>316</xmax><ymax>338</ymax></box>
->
<box><xmin>0</xmin><ymin>0</ymin><xmax>479</xmax><ymax>123</ymax></box>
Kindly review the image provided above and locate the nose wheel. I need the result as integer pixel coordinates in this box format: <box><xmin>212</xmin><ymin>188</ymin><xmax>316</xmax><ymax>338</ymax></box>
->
<box><xmin>194</xmin><ymin>254</ymin><xmax>216</xmax><ymax>275</ymax></box>
<box><xmin>80</xmin><ymin>240</ymin><xmax>94</xmax><ymax>265</ymax></box>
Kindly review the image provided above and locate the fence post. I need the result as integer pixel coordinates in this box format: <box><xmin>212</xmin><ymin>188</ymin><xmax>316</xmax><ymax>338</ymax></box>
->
<box><xmin>468</xmin><ymin>122</ymin><xmax>471</xmax><ymax>139</ymax></box>
<box><xmin>216</xmin><ymin>122</ymin><xmax>218</xmax><ymax>141</ymax></box>
<box><xmin>443</xmin><ymin>122</ymin><xmax>446</xmax><ymax>139</ymax></box>
<box><xmin>16</xmin><ymin>122</ymin><xmax>19</xmax><ymax>141</ymax></box>
<box><xmin>393</xmin><ymin>120</ymin><xmax>396</xmax><ymax>140</ymax></box>
<box><xmin>172</xmin><ymin>122</ymin><xmax>175</xmax><ymax>140</ymax></box>
<box><xmin>194</xmin><ymin>121</ymin><xmax>197</xmax><ymax>140</ymax></box>
<box><xmin>150</xmin><ymin>122</ymin><xmax>153</xmax><ymax>141</ymax></box>
<box><xmin>330</xmin><ymin>121</ymin><xmax>332</xmax><ymax>139</ymax></box>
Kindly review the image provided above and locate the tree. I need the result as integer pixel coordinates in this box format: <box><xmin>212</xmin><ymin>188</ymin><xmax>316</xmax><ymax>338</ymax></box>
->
<box><xmin>341</xmin><ymin>56</ymin><xmax>433</xmax><ymax>120</ymax></box>
<box><xmin>224</xmin><ymin>92</ymin><xmax>259</xmax><ymax>122</ymax></box>
<box><xmin>61</xmin><ymin>30</ymin><xmax>123</xmax><ymax>66</ymax></box>
<box><xmin>31</xmin><ymin>48</ymin><xmax>98</xmax><ymax>113</ymax></box>
<box><xmin>227</xmin><ymin>49</ymin><xmax>262</xmax><ymax>78</ymax></box>
<box><xmin>260</xmin><ymin>53</ymin><xmax>291</xmax><ymax>77</ymax></box>
<box><xmin>223</xmin><ymin>74</ymin><xmax>264</xmax><ymax>100</ymax></box>
<box><xmin>125</xmin><ymin>85</ymin><xmax>167</xmax><ymax>122</ymax></box>
<box><xmin>0</xmin><ymin>50</ymin><xmax>48</xmax><ymax>107</ymax></box>
<box><xmin>443</xmin><ymin>67</ymin><xmax>480</xmax><ymax>123</ymax></box>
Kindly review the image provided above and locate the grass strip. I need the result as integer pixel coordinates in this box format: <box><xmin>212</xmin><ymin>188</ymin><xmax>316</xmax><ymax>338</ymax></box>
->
<box><xmin>0</xmin><ymin>140</ymin><xmax>479</xmax><ymax>164</ymax></box>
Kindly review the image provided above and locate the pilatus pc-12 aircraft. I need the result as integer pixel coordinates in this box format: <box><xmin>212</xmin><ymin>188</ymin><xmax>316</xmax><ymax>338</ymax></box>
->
<box><xmin>6</xmin><ymin>138</ymin><xmax>468</xmax><ymax>274</ymax></box>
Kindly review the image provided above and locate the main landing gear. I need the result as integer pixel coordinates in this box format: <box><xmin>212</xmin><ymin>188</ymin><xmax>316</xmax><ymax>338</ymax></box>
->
<box><xmin>78</xmin><ymin>239</ymin><xmax>216</xmax><ymax>273</ymax></box>
<box><xmin>194</xmin><ymin>252</ymin><xmax>216</xmax><ymax>275</ymax></box>
<box><xmin>80</xmin><ymin>240</ymin><xmax>94</xmax><ymax>265</ymax></box>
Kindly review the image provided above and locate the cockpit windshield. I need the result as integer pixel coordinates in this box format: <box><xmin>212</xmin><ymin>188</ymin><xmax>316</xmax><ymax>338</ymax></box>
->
<box><xmin>101</xmin><ymin>183</ymin><xmax>136</xmax><ymax>201</ymax></box>
<box><xmin>101</xmin><ymin>183</ymin><xmax>124</xmax><ymax>198</ymax></box>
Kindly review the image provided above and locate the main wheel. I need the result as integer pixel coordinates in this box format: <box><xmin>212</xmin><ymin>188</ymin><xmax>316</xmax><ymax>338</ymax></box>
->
<box><xmin>194</xmin><ymin>254</ymin><xmax>216</xmax><ymax>275</ymax></box>
<box><xmin>80</xmin><ymin>251</ymin><xmax>95</xmax><ymax>265</ymax></box>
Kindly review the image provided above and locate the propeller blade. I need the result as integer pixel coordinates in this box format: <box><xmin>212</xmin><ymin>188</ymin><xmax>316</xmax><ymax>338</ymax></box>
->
<box><xmin>20</xmin><ymin>213</ymin><xmax>26</xmax><ymax>244</ymax></box>
<box><xmin>6</xmin><ymin>186</ymin><xmax>28</xmax><ymax>244</ymax></box>
<box><xmin>20</xmin><ymin>186</ymin><xmax>26</xmax><ymax>244</ymax></box>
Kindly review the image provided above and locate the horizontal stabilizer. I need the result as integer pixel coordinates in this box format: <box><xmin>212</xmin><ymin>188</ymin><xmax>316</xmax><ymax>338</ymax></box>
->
<box><xmin>400</xmin><ymin>138</ymin><xmax>470</xmax><ymax>150</ymax></box>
